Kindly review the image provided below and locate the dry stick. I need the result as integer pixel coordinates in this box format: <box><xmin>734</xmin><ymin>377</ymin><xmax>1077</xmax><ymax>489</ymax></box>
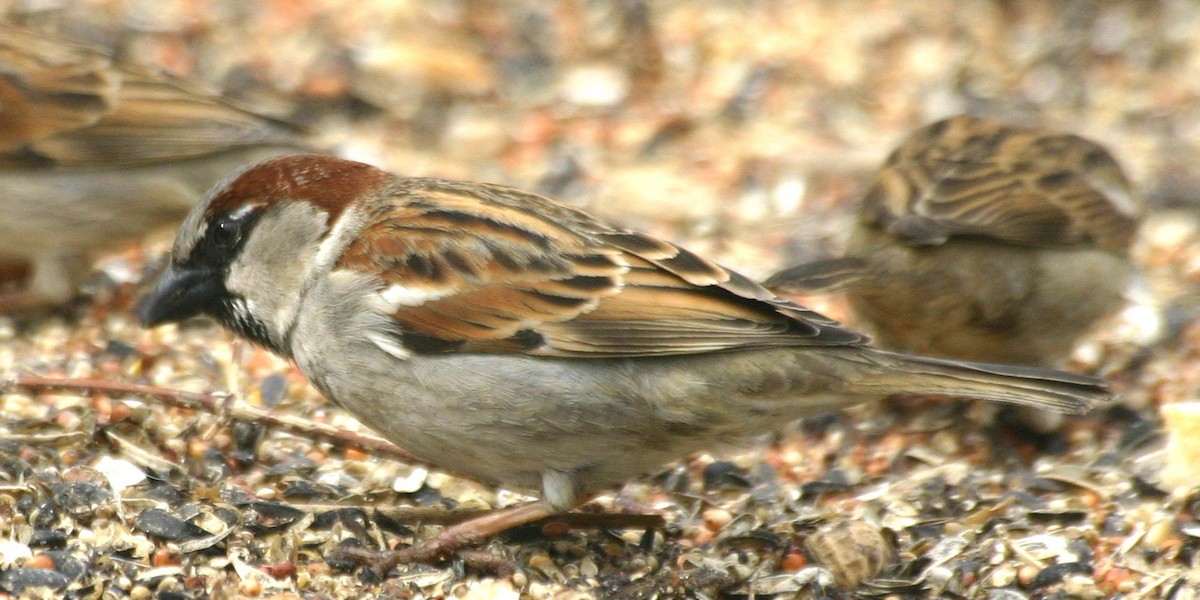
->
<box><xmin>5</xmin><ymin>374</ymin><xmax>666</xmax><ymax>533</ymax></box>
<box><xmin>367</xmin><ymin>505</ymin><xmax>664</xmax><ymax>529</ymax></box>
<box><xmin>7</xmin><ymin>374</ymin><xmax>421</xmax><ymax>464</ymax></box>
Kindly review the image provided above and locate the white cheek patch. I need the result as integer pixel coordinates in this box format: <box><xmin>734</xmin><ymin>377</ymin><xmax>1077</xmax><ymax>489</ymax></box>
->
<box><xmin>379</xmin><ymin>283</ymin><xmax>452</xmax><ymax>308</ymax></box>
<box><xmin>315</xmin><ymin>204</ymin><xmax>366</xmax><ymax>272</ymax></box>
<box><xmin>225</xmin><ymin>201</ymin><xmax>331</xmax><ymax>344</ymax></box>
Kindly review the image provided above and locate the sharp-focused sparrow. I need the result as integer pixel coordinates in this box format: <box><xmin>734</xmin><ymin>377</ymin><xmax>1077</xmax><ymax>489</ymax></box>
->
<box><xmin>0</xmin><ymin>23</ymin><xmax>306</xmax><ymax>307</ymax></box>
<box><xmin>138</xmin><ymin>154</ymin><xmax>1111</xmax><ymax>566</ymax></box>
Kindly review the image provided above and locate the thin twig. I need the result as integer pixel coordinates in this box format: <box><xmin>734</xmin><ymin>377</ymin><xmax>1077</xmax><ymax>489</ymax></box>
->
<box><xmin>535</xmin><ymin>512</ymin><xmax>665</xmax><ymax>530</ymax></box>
<box><xmin>6</xmin><ymin>374</ymin><xmax>422</xmax><ymax>464</ymax></box>
<box><xmin>362</xmin><ymin>505</ymin><xmax>665</xmax><ymax>529</ymax></box>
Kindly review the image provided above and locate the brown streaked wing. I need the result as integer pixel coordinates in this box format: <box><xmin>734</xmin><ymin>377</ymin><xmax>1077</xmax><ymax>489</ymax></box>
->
<box><xmin>0</xmin><ymin>24</ymin><xmax>300</xmax><ymax>168</ymax></box>
<box><xmin>0</xmin><ymin>24</ymin><xmax>116</xmax><ymax>155</ymax></box>
<box><xmin>534</xmin><ymin>253</ymin><xmax>864</xmax><ymax>357</ymax></box>
<box><xmin>860</xmin><ymin>115</ymin><xmax>1140</xmax><ymax>251</ymax></box>
<box><xmin>593</xmin><ymin>231</ymin><xmax>860</xmax><ymax>342</ymax></box>
<box><xmin>25</xmin><ymin>67</ymin><xmax>300</xmax><ymax>166</ymax></box>
<box><xmin>337</xmin><ymin>179</ymin><xmax>865</xmax><ymax>357</ymax></box>
<box><xmin>337</xmin><ymin>181</ymin><xmax>629</xmax><ymax>354</ymax></box>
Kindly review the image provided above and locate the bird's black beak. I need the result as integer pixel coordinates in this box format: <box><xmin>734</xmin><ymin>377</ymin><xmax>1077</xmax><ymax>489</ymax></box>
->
<box><xmin>137</xmin><ymin>264</ymin><xmax>223</xmax><ymax>327</ymax></box>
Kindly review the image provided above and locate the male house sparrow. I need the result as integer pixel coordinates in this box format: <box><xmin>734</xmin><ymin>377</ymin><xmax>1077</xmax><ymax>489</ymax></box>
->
<box><xmin>766</xmin><ymin>116</ymin><xmax>1142</xmax><ymax>366</ymax></box>
<box><xmin>0</xmin><ymin>23</ymin><xmax>305</xmax><ymax>307</ymax></box>
<box><xmin>138</xmin><ymin>154</ymin><xmax>1110</xmax><ymax>567</ymax></box>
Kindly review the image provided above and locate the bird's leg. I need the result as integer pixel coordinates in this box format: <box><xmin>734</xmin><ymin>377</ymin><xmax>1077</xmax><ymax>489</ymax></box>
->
<box><xmin>334</xmin><ymin>489</ymin><xmax>666</xmax><ymax>576</ymax></box>
<box><xmin>345</xmin><ymin>500</ymin><xmax>560</xmax><ymax>575</ymax></box>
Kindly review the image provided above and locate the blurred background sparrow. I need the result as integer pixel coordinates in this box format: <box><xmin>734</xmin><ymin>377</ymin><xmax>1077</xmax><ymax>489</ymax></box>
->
<box><xmin>0</xmin><ymin>23</ymin><xmax>307</xmax><ymax>309</ymax></box>
<box><xmin>766</xmin><ymin>116</ymin><xmax>1144</xmax><ymax>426</ymax></box>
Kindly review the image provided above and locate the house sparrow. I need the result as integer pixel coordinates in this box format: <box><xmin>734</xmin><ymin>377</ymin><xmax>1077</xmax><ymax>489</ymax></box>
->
<box><xmin>138</xmin><ymin>154</ymin><xmax>1111</xmax><ymax>567</ymax></box>
<box><xmin>766</xmin><ymin>115</ymin><xmax>1142</xmax><ymax>366</ymax></box>
<box><xmin>0</xmin><ymin>23</ymin><xmax>306</xmax><ymax>307</ymax></box>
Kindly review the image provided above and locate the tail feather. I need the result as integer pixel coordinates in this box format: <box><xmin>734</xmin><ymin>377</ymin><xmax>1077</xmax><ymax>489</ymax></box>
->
<box><xmin>764</xmin><ymin>257</ymin><xmax>871</xmax><ymax>293</ymax></box>
<box><xmin>856</xmin><ymin>350</ymin><xmax>1112</xmax><ymax>414</ymax></box>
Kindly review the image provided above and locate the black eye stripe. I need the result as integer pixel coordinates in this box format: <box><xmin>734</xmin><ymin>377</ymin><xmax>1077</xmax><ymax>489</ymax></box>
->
<box><xmin>187</xmin><ymin>208</ymin><xmax>264</xmax><ymax>267</ymax></box>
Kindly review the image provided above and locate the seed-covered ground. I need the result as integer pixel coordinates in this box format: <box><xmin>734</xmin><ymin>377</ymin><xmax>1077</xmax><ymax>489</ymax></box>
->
<box><xmin>1</xmin><ymin>2</ymin><xmax>1199</xmax><ymax>598</ymax></box>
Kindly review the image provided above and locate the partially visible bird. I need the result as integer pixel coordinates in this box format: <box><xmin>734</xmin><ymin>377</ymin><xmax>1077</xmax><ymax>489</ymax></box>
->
<box><xmin>0</xmin><ymin>23</ymin><xmax>307</xmax><ymax>308</ymax></box>
<box><xmin>766</xmin><ymin>115</ymin><xmax>1143</xmax><ymax>368</ymax></box>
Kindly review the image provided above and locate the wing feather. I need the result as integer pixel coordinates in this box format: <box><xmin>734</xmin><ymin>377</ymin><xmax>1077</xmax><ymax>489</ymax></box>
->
<box><xmin>336</xmin><ymin>179</ymin><xmax>865</xmax><ymax>357</ymax></box>
<box><xmin>0</xmin><ymin>24</ymin><xmax>299</xmax><ymax>168</ymax></box>
<box><xmin>860</xmin><ymin>115</ymin><xmax>1140</xmax><ymax>252</ymax></box>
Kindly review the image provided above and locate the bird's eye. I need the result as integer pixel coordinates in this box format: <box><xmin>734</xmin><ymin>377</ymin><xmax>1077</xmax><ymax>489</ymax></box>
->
<box><xmin>210</xmin><ymin>207</ymin><xmax>255</xmax><ymax>249</ymax></box>
<box><xmin>210</xmin><ymin>217</ymin><xmax>240</xmax><ymax>247</ymax></box>
<box><xmin>189</xmin><ymin>206</ymin><xmax>262</xmax><ymax>266</ymax></box>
